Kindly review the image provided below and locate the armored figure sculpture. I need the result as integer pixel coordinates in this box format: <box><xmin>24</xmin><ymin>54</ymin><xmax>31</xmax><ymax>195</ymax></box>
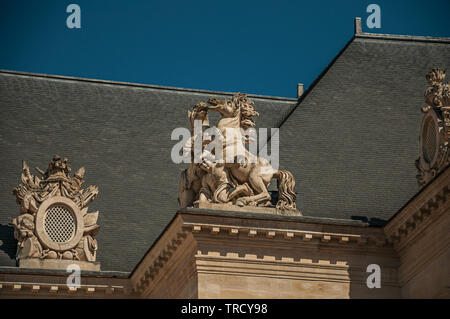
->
<box><xmin>178</xmin><ymin>93</ymin><xmax>299</xmax><ymax>215</ymax></box>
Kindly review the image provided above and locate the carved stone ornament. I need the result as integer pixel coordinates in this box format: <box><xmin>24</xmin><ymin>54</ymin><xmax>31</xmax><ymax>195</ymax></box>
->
<box><xmin>178</xmin><ymin>93</ymin><xmax>301</xmax><ymax>216</ymax></box>
<box><xmin>12</xmin><ymin>155</ymin><xmax>100</xmax><ymax>264</ymax></box>
<box><xmin>416</xmin><ymin>68</ymin><xmax>450</xmax><ymax>187</ymax></box>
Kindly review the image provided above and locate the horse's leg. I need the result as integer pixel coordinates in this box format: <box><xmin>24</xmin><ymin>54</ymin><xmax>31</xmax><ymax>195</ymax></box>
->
<box><xmin>194</xmin><ymin>174</ymin><xmax>213</xmax><ymax>205</ymax></box>
<box><xmin>228</xmin><ymin>182</ymin><xmax>253</xmax><ymax>202</ymax></box>
<box><xmin>236</xmin><ymin>174</ymin><xmax>271</xmax><ymax>207</ymax></box>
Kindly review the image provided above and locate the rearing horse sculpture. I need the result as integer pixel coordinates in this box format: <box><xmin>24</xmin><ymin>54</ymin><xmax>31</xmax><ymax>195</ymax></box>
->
<box><xmin>207</xmin><ymin>93</ymin><xmax>297</xmax><ymax>211</ymax></box>
<box><xmin>178</xmin><ymin>93</ymin><xmax>297</xmax><ymax>212</ymax></box>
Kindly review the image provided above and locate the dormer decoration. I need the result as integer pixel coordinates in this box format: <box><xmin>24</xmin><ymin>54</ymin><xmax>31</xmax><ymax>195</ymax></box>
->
<box><xmin>12</xmin><ymin>155</ymin><xmax>100</xmax><ymax>269</ymax></box>
<box><xmin>416</xmin><ymin>68</ymin><xmax>450</xmax><ymax>187</ymax></box>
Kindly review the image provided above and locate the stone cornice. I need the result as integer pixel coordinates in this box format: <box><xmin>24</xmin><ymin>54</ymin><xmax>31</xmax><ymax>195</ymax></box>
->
<box><xmin>130</xmin><ymin>215</ymin><xmax>190</xmax><ymax>295</ymax></box>
<box><xmin>183</xmin><ymin>222</ymin><xmax>382</xmax><ymax>247</ymax></box>
<box><xmin>179</xmin><ymin>209</ymin><xmax>389</xmax><ymax>248</ymax></box>
<box><xmin>196</xmin><ymin>253</ymin><xmax>351</xmax><ymax>283</ymax></box>
<box><xmin>0</xmin><ymin>267</ymin><xmax>129</xmax><ymax>278</ymax></box>
<box><xmin>195</xmin><ymin>253</ymin><xmax>399</xmax><ymax>288</ymax></box>
<box><xmin>384</xmin><ymin>167</ymin><xmax>450</xmax><ymax>251</ymax></box>
<box><xmin>0</xmin><ymin>269</ymin><xmax>133</xmax><ymax>297</ymax></box>
<box><xmin>0</xmin><ymin>281</ymin><xmax>129</xmax><ymax>297</ymax></box>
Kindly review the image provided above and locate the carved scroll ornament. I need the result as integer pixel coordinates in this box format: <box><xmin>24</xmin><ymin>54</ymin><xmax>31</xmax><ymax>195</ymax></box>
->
<box><xmin>416</xmin><ymin>68</ymin><xmax>450</xmax><ymax>187</ymax></box>
<box><xmin>12</xmin><ymin>155</ymin><xmax>100</xmax><ymax>262</ymax></box>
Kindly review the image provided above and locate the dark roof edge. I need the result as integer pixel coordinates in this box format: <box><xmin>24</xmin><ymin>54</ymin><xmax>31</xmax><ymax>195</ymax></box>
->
<box><xmin>180</xmin><ymin>207</ymin><xmax>371</xmax><ymax>227</ymax></box>
<box><xmin>356</xmin><ymin>32</ymin><xmax>450</xmax><ymax>44</ymax></box>
<box><xmin>0</xmin><ymin>69</ymin><xmax>297</xmax><ymax>102</ymax></box>
<box><xmin>0</xmin><ymin>266</ymin><xmax>130</xmax><ymax>278</ymax></box>
<box><xmin>277</xmin><ymin>35</ymin><xmax>356</xmax><ymax>129</ymax></box>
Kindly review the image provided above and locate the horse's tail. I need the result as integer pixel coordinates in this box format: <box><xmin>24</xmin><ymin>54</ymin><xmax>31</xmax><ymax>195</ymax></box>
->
<box><xmin>275</xmin><ymin>170</ymin><xmax>296</xmax><ymax>211</ymax></box>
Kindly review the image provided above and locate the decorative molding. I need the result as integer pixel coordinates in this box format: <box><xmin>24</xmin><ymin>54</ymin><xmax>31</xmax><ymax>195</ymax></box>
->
<box><xmin>0</xmin><ymin>281</ymin><xmax>129</xmax><ymax>296</ymax></box>
<box><xmin>194</xmin><ymin>253</ymin><xmax>399</xmax><ymax>289</ymax></box>
<box><xmin>132</xmin><ymin>226</ymin><xmax>189</xmax><ymax>294</ymax></box>
<box><xmin>180</xmin><ymin>222</ymin><xmax>385</xmax><ymax>247</ymax></box>
<box><xmin>196</xmin><ymin>254</ymin><xmax>352</xmax><ymax>283</ymax></box>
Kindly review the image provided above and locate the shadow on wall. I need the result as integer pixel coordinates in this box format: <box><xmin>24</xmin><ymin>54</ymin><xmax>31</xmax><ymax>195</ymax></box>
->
<box><xmin>0</xmin><ymin>224</ymin><xmax>17</xmax><ymax>260</ymax></box>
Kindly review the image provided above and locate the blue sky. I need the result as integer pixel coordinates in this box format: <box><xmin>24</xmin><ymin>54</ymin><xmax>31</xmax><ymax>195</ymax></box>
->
<box><xmin>1</xmin><ymin>0</ymin><xmax>449</xmax><ymax>97</ymax></box>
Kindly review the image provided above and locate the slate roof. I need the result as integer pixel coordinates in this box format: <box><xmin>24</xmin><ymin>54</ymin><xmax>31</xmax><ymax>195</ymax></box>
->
<box><xmin>280</xmin><ymin>32</ymin><xmax>450</xmax><ymax>222</ymax></box>
<box><xmin>0</xmin><ymin>31</ymin><xmax>449</xmax><ymax>272</ymax></box>
<box><xmin>0</xmin><ymin>71</ymin><xmax>295</xmax><ymax>272</ymax></box>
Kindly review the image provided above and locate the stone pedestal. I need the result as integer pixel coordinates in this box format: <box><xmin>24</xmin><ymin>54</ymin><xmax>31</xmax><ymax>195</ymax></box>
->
<box><xmin>196</xmin><ymin>202</ymin><xmax>302</xmax><ymax>216</ymax></box>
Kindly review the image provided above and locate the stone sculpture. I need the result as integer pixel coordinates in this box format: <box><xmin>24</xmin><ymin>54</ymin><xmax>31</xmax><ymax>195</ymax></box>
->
<box><xmin>178</xmin><ymin>93</ymin><xmax>300</xmax><ymax>215</ymax></box>
<box><xmin>416</xmin><ymin>68</ymin><xmax>450</xmax><ymax>187</ymax></box>
<box><xmin>12</xmin><ymin>155</ymin><xmax>100</xmax><ymax>264</ymax></box>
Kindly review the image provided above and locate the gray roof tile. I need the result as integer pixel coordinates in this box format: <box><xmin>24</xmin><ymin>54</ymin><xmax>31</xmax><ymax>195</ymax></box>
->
<box><xmin>280</xmin><ymin>36</ymin><xmax>450</xmax><ymax>221</ymax></box>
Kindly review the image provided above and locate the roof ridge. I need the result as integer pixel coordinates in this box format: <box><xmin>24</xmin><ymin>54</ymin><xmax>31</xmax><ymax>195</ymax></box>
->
<box><xmin>0</xmin><ymin>69</ymin><xmax>297</xmax><ymax>102</ymax></box>
<box><xmin>276</xmin><ymin>35</ymin><xmax>356</xmax><ymax>130</ymax></box>
<box><xmin>356</xmin><ymin>32</ymin><xmax>450</xmax><ymax>43</ymax></box>
<box><xmin>277</xmin><ymin>30</ymin><xmax>450</xmax><ymax>130</ymax></box>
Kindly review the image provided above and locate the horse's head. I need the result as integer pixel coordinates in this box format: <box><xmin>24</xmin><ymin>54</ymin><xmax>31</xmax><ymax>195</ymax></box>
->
<box><xmin>206</xmin><ymin>93</ymin><xmax>259</xmax><ymax>128</ymax></box>
<box><xmin>207</xmin><ymin>97</ymin><xmax>238</xmax><ymax>118</ymax></box>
